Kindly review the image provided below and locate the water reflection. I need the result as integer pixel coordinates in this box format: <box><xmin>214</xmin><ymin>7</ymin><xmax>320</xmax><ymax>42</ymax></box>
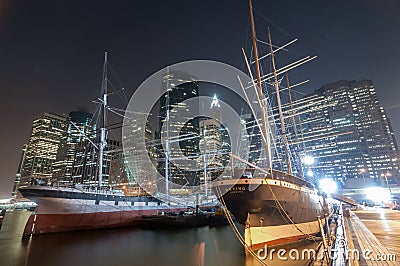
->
<box><xmin>245</xmin><ymin>241</ymin><xmax>320</xmax><ymax>266</ymax></box>
<box><xmin>0</xmin><ymin>210</ymin><xmax>31</xmax><ymax>266</ymax></box>
<box><xmin>1</xmin><ymin>211</ymin><xmax>320</xmax><ymax>266</ymax></box>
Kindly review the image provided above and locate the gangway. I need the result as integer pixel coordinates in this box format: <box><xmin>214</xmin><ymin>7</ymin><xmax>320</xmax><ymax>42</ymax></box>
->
<box><xmin>332</xmin><ymin>194</ymin><xmax>359</xmax><ymax>207</ymax></box>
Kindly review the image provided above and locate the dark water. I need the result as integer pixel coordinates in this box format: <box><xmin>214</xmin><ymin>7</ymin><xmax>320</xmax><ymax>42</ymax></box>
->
<box><xmin>0</xmin><ymin>211</ymin><xmax>318</xmax><ymax>266</ymax></box>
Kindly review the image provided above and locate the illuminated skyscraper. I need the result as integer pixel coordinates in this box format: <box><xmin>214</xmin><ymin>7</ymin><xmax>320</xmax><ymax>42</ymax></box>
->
<box><xmin>240</xmin><ymin>113</ymin><xmax>262</xmax><ymax>166</ymax></box>
<box><xmin>20</xmin><ymin>113</ymin><xmax>67</xmax><ymax>184</ymax></box>
<box><xmin>199</xmin><ymin>94</ymin><xmax>229</xmax><ymax>183</ymax></box>
<box><xmin>52</xmin><ymin>111</ymin><xmax>95</xmax><ymax>182</ymax></box>
<box><xmin>304</xmin><ymin>80</ymin><xmax>400</xmax><ymax>186</ymax></box>
<box><xmin>123</xmin><ymin>118</ymin><xmax>158</xmax><ymax>192</ymax></box>
<box><xmin>71</xmin><ymin>138</ymin><xmax>120</xmax><ymax>186</ymax></box>
<box><xmin>158</xmin><ymin>70</ymin><xmax>200</xmax><ymax>186</ymax></box>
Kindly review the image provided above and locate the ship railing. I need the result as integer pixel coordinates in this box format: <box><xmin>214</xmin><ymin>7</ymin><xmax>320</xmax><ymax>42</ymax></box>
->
<box><xmin>269</xmin><ymin>169</ymin><xmax>314</xmax><ymax>188</ymax></box>
<box><xmin>154</xmin><ymin>192</ymin><xmax>198</xmax><ymax>208</ymax></box>
<box><xmin>234</xmin><ymin>167</ymin><xmax>313</xmax><ymax>188</ymax></box>
<box><xmin>27</xmin><ymin>182</ymin><xmax>127</xmax><ymax>197</ymax></box>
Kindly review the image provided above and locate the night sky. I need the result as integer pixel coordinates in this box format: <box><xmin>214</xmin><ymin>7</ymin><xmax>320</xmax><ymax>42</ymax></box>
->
<box><xmin>1</xmin><ymin>0</ymin><xmax>400</xmax><ymax>198</ymax></box>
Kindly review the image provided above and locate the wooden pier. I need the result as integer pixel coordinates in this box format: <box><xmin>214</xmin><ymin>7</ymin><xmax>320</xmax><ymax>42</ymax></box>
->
<box><xmin>345</xmin><ymin>210</ymin><xmax>397</xmax><ymax>265</ymax></box>
<box><xmin>313</xmin><ymin>207</ymin><xmax>398</xmax><ymax>266</ymax></box>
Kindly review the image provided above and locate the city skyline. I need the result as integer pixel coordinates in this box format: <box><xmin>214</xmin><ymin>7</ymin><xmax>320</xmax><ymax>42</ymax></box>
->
<box><xmin>1</xmin><ymin>0</ymin><xmax>400</xmax><ymax>198</ymax></box>
<box><xmin>11</xmin><ymin>78</ymin><xmax>400</xmax><ymax>195</ymax></box>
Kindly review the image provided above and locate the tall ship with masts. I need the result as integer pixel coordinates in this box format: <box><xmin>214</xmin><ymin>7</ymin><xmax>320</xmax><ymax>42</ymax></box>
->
<box><xmin>212</xmin><ymin>0</ymin><xmax>332</xmax><ymax>251</ymax></box>
<box><xmin>18</xmin><ymin>53</ymin><xmax>189</xmax><ymax>236</ymax></box>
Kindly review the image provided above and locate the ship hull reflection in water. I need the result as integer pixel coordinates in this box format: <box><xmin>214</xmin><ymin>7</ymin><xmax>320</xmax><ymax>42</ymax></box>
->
<box><xmin>1</xmin><ymin>211</ymin><xmax>319</xmax><ymax>266</ymax></box>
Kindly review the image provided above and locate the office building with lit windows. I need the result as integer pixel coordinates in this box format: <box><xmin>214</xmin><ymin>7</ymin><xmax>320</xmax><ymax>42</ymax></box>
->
<box><xmin>71</xmin><ymin>138</ymin><xmax>121</xmax><ymax>186</ymax></box>
<box><xmin>19</xmin><ymin>113</ymin><xmax>67</xmax><ymax>184</ymax></box>
<box><xmin>158</xmin><ymin>70</ymin><xmax>200</xmax><ymax>186</ymax></box>
<box><xmin>17</xmin><ymin>111</ymin><xmax>124</xmax><ymax>189</ymax></box>
<box><xmin>199</xmin><ymin>95</ymin><xmax>230</xmax><ymax>184</ymax></box>
<box><xmin>52</xmin><ymin>111</ymin><xmax>95</xmax><ymax>182</ymax></box>
<box><xmin>239</xmin><ymin>113</ymin><xmax>262</xmax><ymax>166</ymax></box>
<box><xmin>123</xmin><ymin>117</ymin><xmax>159</xmax><ymax>191</ymax></box>
<box><xmin>303</xmin><ymin>80</ymin><xmax>400</xmax><ymax>187</ymax></box>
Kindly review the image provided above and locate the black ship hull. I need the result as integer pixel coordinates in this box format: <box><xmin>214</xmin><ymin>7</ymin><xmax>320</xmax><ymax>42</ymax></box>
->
<box><xmin>213</xmin><ymin>176</ymin><xmax>330</xmax><ymax>249</ymax></box>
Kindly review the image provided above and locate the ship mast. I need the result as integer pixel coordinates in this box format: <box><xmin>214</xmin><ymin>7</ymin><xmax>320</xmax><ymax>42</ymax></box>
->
<box><xmin>98</xmin><ymin>52</ymin><xmax>108</xmax><ymax>188</ymax></box>
<box><xmin>165</xmin><ymin>67</ymin><xmax>170</xmax><ymax>197</ymax></box>
<box><xmin>286</xmin><ymin>73</ymin><xmax>302</xmax><ymax>176</ymax></box>
<box><xmin>248</xmin><ymin>0</ymin><xmax>272</xmax><ymax>171</ymax></box>
<box><xmin>267</xmin><ymin>28</ymin><xmax>292</xmax><ymax>175</ymax></box>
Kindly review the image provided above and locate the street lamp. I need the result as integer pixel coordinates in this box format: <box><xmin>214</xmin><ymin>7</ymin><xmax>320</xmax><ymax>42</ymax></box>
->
<box><xmin>359</xmin><ymin>168</ymin><xmax>367</xmax><ymax>186</ymax></box>
<box><xmin>302</xmin><ymin>155</ymin><xmax>314</xmax><ymax>179</ymax></box>
<box><xmin>381</xmin><ymin>172</ymin><xmax>392</xmax><ymax>195</ymax></box>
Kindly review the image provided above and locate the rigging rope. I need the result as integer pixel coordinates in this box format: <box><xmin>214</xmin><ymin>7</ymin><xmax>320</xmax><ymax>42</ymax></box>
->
<box><xmin>252</xmin><ymin>7</ymin><xmax>293</xmax><ymax>39</ymax></box>
<box><xmin>230</xmin><ymin>154</ymin><xmax>322</xmax><ymax>244</ymax></box>
<box><xmin>215</xmin><ymin>186</ymin><xmax>269</xmax><ymax>266</ymax></box>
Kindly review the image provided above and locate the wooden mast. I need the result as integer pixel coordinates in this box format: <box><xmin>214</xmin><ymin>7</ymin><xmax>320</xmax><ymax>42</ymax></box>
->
<box><xmin>248</xmin><ymin>0</ymin><xmax>272</xmax><ymax>171</ymax></box>
<box><xmin>98</xmin><ymin>52</ymin><xmax>108</xmax><ymax>188</ymax></box>
<box><xmin>267</xmin><ymin>28</ymin><xmax>292</xmax><ymax>175</ymax></box>
<box><xmin>286</xmin><ymin>73</ymin><xmax>302</xmax><ymax>175</ymax></box>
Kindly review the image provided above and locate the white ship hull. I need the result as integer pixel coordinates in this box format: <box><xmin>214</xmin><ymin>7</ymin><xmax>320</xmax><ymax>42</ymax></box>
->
<box><xmin>19</xmin><ymin>186</ymin><xmax>187</xmax><ymax>236</ymax></box>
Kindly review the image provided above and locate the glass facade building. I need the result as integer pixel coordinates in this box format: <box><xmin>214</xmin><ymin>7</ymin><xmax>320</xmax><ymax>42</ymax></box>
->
<box><xmin>303</xmin><ymin>80</ymin><xmax>400</xmax><ymax>187</ymax></box>
<box><xmin>158</xmin><ymin>70</ymin><xmax>200</xmax><ymax>186</ymax></box>
<box><xmin>71</xmin><ymin>138</ymin><xmax>121</xmax><ymax>186</ymax></box>
<box><xmin>16</xmin><ymin>111</ymin><xmax>123</xmax><ymax>189</ymax></box>
<box><xmin>20</xmin><ymin>113</ymin><xmax>67</xmax><ymax>184</ymax></box>
<box><xmin>52</xmin><ymin>111</ymin><xmax>95</xmax><ymax>183</ymax></box>
<box><xmin>199</xmin><ymin>95</ymin><xmax>230</xmax><ymax>183</ymax></box>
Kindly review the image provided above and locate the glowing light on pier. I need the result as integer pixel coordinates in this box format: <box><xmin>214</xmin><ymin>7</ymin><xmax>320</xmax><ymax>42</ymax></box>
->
<box><xmin>364</xmin><ymin>187</ymin><xmax>391</xmax><ymax>203</ymax></box>
<box><xmin>318</xmin><ymin>178</ymin><xmax>338</xmax><ymax>194</ymax></box>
